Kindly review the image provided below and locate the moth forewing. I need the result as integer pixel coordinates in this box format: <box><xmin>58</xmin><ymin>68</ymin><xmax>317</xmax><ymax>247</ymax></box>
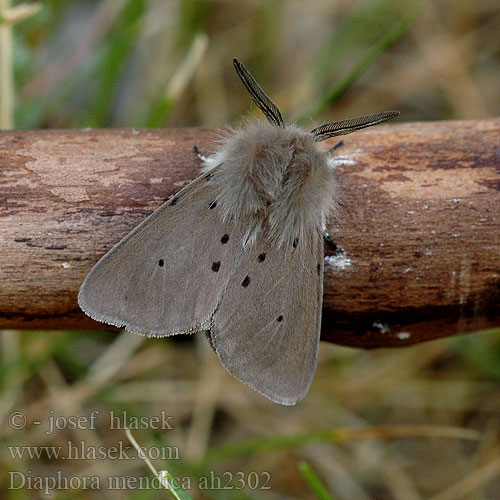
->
<box><xmin>78</xmin><ymin>171</ymin><xmax>245</xmax><ymax>337</ymax></box>
<box><xmin>211</xmin><ymin>228</ymin><xmax>325</xmax><ymax>405</ymax></box>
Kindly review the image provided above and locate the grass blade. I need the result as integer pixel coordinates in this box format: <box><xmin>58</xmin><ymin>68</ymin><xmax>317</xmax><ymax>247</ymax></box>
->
<box><xmin>298</xmin><ymin>461</ymin><xmax>335</xmax><ymax>500</ymax></box>
<box><xmin>298</xmin><ymin>6</ymin><xmax>422</xmax><ymax>124</ymax></box>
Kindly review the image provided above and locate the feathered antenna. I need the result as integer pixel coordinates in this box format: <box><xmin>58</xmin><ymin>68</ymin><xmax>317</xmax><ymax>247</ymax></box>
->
<box><xmin>311</xmin><ymin>110</ymin><xmax>399</xmax><ymax>142</ymax></box>
<box><xmin>233</xmin><ymin>58</ymin><xmax>285</xmax><ymax>128</ymax></box>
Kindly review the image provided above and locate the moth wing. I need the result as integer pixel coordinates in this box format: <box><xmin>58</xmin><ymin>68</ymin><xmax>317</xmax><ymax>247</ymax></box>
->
<box><xmin>210</xmin><ymin>230</ymin><xmax>324</xmax><ymax>405</ymax></box>
<box><xmin>79</xmin><ymin>172</ymin><xmax>244</xmax><ymax>337</ymax></box>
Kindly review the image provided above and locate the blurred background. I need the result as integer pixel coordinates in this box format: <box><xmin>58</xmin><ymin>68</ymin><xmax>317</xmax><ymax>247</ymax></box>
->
<box><xmin>1</xmin><ymin>0</ymin><xmax>500</xmax><ymax>499</ymax></box>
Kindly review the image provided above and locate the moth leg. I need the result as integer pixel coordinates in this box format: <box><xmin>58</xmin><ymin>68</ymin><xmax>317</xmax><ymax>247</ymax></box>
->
<box><xmin>325</xmin><ymin>140</ymin><xmax>344</xmax><ymax>252</ymax></box>
<box><xmin>193</xmin><ymin>145</ymin><xmax>209</xmax><ymax>162</ymax></box>
<box><xmin>327</xmin><ymin>140</ymin><xmax>344</xmax><ymax>154</ymax></box>
<box><xmin>323</xmin><ymin>227</ymin><xmax>339</xmax><ymax>253</ymax></box>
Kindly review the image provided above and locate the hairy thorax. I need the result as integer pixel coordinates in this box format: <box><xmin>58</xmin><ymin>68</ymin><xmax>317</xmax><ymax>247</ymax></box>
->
<box><xmin>203</xmin><ymin>121</ymin><xmax>339</xmax><ymax>246</ymax></box>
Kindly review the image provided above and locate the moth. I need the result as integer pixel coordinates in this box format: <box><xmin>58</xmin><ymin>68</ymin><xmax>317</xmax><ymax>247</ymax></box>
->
<box><xmin>79</xmin><ymin>59</ymin><xmax>398</xmax><ymax>405</ymax></box>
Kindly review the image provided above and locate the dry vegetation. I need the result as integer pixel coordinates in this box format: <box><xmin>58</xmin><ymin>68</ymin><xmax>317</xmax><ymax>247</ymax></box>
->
<box><xmin>1</xmin><ymin>0</ymin><xmax>499</xmax><ymax>499</ymax></box>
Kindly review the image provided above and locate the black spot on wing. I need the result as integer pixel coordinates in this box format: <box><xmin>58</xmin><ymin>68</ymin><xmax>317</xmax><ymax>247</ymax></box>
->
<box><xmin>277</xmin><ymin>315</ymin><xmax>283</xmax><ymax>322</ymax></box>
<box><xmin>212</xmin><ymin>261</ymin><xmax>221</xmax><ymax>272</ymax></box>
<box><xmin>241</xmin><ymin>275</ymin><xmax>250</xmax><ymax>287</ymax></box>
<box><xmin>171</xmin><ymin>197</ymin><xmax>179</xmax><ymax>206</ymax></box>
<box><xmin>317</xmin><ymin>263</ymin><xmax>321</xmax><ymax>274</ymax></box>
<box><xmin>258</xmin><ymin>252</ymin><xmax>266</xmax><ymax>262</ymax></box>
<box><xmin>209</xmin><ymin>200</ymin><xmax>217</xmax><ymax>209</ymax></box>
<box><xmin>221</xmin><ymin>234</ymin><xmax>229</xmax><ymax>244</ymax></box>
<box><xmin>158</xmin><ymin>259</ymin><xmax>164</xmax><ymax>267</ymax></box>
<box><xmin>293</xmin><ymin>237</ymin><xmax>299</xmax><ymax>248</ymax></box>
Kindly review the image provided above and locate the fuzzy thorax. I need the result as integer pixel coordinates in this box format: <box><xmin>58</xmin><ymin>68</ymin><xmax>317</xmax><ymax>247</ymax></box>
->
<box><xmin>202</xmin><ymin>121</ymin><xmax>338</xmax><ymax>246</ymax></box>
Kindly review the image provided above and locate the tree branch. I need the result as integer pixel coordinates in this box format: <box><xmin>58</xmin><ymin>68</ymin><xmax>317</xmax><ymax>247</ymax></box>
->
<box><xmin>0</xmin><ymin>119</ymin><xmax>499</xmax><ymax>347</ymax></box>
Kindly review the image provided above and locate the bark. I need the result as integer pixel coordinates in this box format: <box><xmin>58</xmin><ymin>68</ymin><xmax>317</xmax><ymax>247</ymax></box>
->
<box><xmin>0</xmin><ymin>119</ymin><xmax>499</xmax><ymax>347</ymax></box>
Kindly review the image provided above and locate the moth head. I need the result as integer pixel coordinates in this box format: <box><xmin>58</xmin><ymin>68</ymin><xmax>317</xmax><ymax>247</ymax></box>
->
<box><xmin>233</xmin><ymin>58</ymin><xmax>399</xmax><ymax>143</ymax></box>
